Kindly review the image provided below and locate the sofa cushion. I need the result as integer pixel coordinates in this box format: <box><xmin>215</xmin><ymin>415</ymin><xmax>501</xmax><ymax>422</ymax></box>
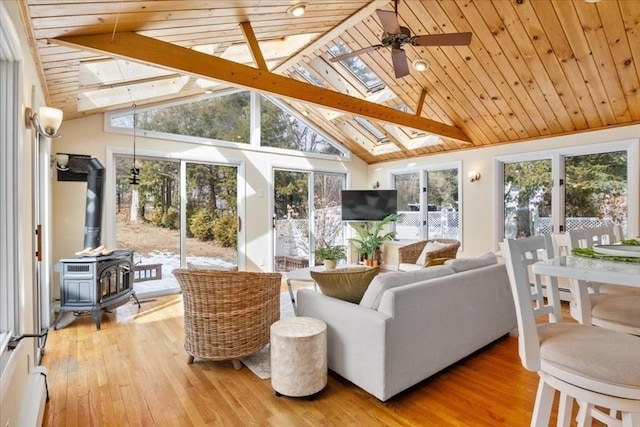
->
<box><xmin>310</xmin><ymin>266</ymin><xmax>379</xmax><ymax>303</ymax></box>
<box><xmin>398</xmin><ymin>263</ymin><xmax>423</xmax><ymax>272</ymax></box>
<box><xmin>444</xmin><ymin>252</ymin><xmax>497</xmax><ymax>273</ymax></box>
<box><xmin>360</xmin><ymin>265</ymin><xmax>456</xmax><ymax>310</ymax></box>
<box><xmin>415</xmin><ymin>241</ymin><xmax>451</xmax><ymax>266</ymax></box>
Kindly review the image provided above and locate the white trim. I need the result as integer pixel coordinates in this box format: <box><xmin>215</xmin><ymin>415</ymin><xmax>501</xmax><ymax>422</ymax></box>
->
<box><xmin>0</xmin><ymin>0</ymin><xmax>23</xmax><ymax>363</ymax></box>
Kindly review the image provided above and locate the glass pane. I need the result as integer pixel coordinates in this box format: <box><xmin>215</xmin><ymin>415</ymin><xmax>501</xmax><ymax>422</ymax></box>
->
<box><xmin>503</xmin><ymin>159</ymin><xmax>552</xmax><ymax>239</ymax></box>
<box><xmin>274</xmin><ymin>170</ymin><xmax>310</xmax><ymax>271</ymax></box>
<box><xmin>329</xmin><ymin>42</ymin><xmax>385</xmax><ymax>91</ymax></box>
<box><xmin>394</xmin><ymin>173</ymin><xmax>421</xmax><ymax>240</ymax></box>
<box><xmin>111</xmin><ymin>91</ymin><xmax>251</xmax><ymax>143</ymax></box>
<box><xmin>565</xmin><ymin>151</ymin><xmax>627</xmax><ymax>235</ymax></box>
<box><xmin>260</xmin><ymin>96</ymin><xmax>344</xmax><ymax>155</ymax></box>
<box><xmin>426</xmin><ymin>169</ymin><xmax>460</xmax><ymax>240</ymax></box>
<box><xmin>313</xmin><ymin>173</ymin><xmax>345</xmax><ymax>267</ymax></box>
<box><xmin>185</xmin><ymin>163</ymin><xmax>238</xmax><ymax>269</ymax></box>
<box><xmin>115</xmin><ymin>156</ymin><xmax>181</xmax><ymax>295</ymax></box>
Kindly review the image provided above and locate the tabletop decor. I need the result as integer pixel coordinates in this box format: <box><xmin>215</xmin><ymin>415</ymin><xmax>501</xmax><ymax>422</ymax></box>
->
<box><xmin>571</xmin><ymin>247</ymin><xmax>640</xmax><ymax>264</ymax></box>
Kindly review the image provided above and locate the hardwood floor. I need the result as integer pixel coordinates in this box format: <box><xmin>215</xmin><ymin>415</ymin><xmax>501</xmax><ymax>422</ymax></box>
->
<box><xmin>41</xmin><ymin>291</ymin><xmax>601</xmax><ymax>426</ymax></box>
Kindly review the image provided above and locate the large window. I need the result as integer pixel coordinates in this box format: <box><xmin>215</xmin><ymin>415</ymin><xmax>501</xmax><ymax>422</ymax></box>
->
<box><xmin>497</xmin><ymin>140</ymin><xmax>638</xmax><ymax>244</ymax></box>
<box><xmin>108</xmin><ymin>90</ymin><xmax>348</xmax><ymax>158</ymax></box>
<box><xmin>393</xmin><ymin>164</ymin><xmax>461</xmax><ymax>242</ymax></box>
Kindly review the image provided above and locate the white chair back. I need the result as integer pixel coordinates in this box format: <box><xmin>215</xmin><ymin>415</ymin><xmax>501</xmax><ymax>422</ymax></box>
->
<box><xmin>552</xmin><ymin>232</ymin><xmax>573</xmax><ymax>256</ymax></box>
<box><xmin>582</xmin><ymin>224</ymin><xmax>616</xmax><ymax>247</ymax></box>
<box><xmin>503</xmin><ymin>235</ymin><xmax>561</xmax><ymax>371</ymax></box>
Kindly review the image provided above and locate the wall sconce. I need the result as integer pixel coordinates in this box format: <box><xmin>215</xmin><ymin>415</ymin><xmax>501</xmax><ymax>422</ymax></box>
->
<box><xmin>25</xmin><ymin>106</ymin><xmax>64</xmax><ymax>138</ymax></box>
<box><xmin>468</xmin><ymin>171</ymin><xmax>481</xmax><ymax>183</ymax></box>
<box><xmin>286</xmin><ymin>2</ymin><xmax>307</xmax><ymax>17</ymax></box>
<box><xmin>412</xmin><ymin>59</ymin><xmax>429</xmax><ymax>72</ymax></box>
<box><xmin>53</xmin><ymin>153</ymin><xmax>69</xmax><ymax>171</ymax></box>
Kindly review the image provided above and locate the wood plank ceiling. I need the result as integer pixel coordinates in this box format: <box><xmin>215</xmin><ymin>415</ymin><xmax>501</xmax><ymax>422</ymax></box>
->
<box><xmin>20</xmin><ymin>0</ymin><xmax>640</xmax><ymax>164</ymax></box>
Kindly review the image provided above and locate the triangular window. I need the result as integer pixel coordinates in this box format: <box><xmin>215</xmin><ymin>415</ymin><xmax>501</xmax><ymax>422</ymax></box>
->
<box><xmin>260</xmin><ymin>95</ymin><xmax>346</xmax><ymax>157</ymax></box>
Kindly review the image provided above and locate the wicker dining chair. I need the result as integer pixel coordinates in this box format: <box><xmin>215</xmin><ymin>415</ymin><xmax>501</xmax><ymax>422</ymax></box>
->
<box><xmin>173</xmin><ymin>269</ymin><xmax>281</xmax><ymax>369</ymax></box>
<box><xmin>397</xmin><ymin>239</ymin><xmax>461</xmax><ymax>266</ymax></box>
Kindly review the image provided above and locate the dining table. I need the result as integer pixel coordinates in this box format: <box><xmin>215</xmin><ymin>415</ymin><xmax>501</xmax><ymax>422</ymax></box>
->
<box><xmin>532</xmin><ymin>255</ymin><xmax>640</xmax><ymax>324</ymax></box>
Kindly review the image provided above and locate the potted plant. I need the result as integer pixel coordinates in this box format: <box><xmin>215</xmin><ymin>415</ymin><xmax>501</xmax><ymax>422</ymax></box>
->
<box><xmin>315</xmin><ymin>244</ymin><xmax>347</xmax><ymax>270</ymax></box>
<box><xmin>349</xmin><ymin>213</ymin><xmax>399</xmax><ymax>266</ymax></box>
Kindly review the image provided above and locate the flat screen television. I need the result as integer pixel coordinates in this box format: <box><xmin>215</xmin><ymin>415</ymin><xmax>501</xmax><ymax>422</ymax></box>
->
<box><xmin>341</xmin><ymin>190</ymin><xmax>398</xmax><ymax>221</ymax></box>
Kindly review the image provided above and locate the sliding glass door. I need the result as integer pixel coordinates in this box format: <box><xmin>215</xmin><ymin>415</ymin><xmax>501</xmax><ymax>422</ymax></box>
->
<box><xmin>115</xmin><ymin>155</ymin><xmax>239</xmax><ymax>297</ymax></box>
<box><xmin>273</xmin><ymin>169</ymin><xmax>345</xmax><ymax>270</ymax></box>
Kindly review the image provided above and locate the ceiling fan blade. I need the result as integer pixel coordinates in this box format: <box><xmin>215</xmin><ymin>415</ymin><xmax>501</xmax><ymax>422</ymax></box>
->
<box><xmin>391</xmin><ymin>48</ymin><xmax>409</xmax><ymax>79</ymax></box>
<box><xmin>376</xmin><ymin>9</ymin><xmax>401</xmax><ymax>35</ymax></box>
<box><xmin>329</xmin><ymin>45</ymin><xmax>384</xmax><ymax>62</ymax></box>
<box><xmin>412</xmin><ymin>32</ymin><xmax>473</xmax><ymax>47</ymax></box>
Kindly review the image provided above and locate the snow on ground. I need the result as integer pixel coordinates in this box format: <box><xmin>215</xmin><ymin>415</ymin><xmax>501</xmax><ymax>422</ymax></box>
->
<box><xmin>133</xmin><ymin>251</ymin><xmax>235</xmax><ymax>299</ymax></box>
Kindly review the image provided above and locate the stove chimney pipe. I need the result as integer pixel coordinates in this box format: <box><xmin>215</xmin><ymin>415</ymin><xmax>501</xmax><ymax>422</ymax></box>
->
<box><xmin>78</xmin><ymin>158</ymin><xmax>105</xmax><ymax>249</ymax></box>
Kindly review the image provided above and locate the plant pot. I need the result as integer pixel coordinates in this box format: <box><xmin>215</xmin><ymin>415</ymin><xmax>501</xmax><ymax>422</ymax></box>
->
<box><xmin>324</xmin><ymin>259</ymin><xmax>337</xmax><ymax>270</ymax></box>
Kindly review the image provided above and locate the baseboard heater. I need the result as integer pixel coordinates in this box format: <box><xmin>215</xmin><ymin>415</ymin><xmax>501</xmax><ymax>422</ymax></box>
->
<box><xmin>17</xmin><ymin>366</ymin><xmax>48</xmax><ymax>427</ymax></box>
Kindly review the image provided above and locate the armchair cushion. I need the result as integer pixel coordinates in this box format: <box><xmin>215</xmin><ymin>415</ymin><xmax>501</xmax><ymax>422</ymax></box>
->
<box><xmin>416</xmin><ymin>241</ymin><xmax>451</xmax><ymax>266</ymax></box>
<box><xmin>311</xmin><ymin>266</ymin><xmax>379</xmax><ymax>304</ymax></box>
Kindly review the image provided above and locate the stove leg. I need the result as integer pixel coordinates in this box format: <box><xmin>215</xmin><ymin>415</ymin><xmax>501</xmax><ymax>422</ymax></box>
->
<box><xmin>53</xmin><ymin>309</ymin><xmax>65</xmax><ymax>330</ymax></box>
<box><xmin>92</xmin><ymin>309</ymin><xmax>101</xmax><ymax>330</ymax></box>
<box><xmin>131</xmin><ymin>291</ymin><xmax>141</xmax><ymax>308</ymax></box>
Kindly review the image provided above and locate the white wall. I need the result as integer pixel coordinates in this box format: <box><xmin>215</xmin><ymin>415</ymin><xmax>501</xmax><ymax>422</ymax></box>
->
<box><xmin>51</xmin><ymin>114</ymin><xmax>369</xmax><ymax>279</ymax></box>
<box><xmin>0</xmin><ymin>1</ymin><xmax>47</xmax><ymax>425</ymax></box>
<box><xmin>370</xmin><ymin>126</ymin><xmax>640</xmax><ymax>257</ymax></box>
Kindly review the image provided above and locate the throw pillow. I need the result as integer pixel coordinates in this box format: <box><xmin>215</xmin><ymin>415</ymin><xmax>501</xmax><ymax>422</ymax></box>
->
<box><xmin>425</xmin><ymin>257</ymin><xmax>450</xmax><ymax>267</ymax></box>
<box><xmin>444</xmin><ymin>252</ymin><xmax>497</xmax><ymax>273</ymax></box>
<box><xmin>415</xmin><ymin>241</ymin><xmax>451</xmax><ymax>266</ymax></box>
<box><xmin>310</xmin><ymin>266</ymin><xmax>379</xmax><ymax>304</ymax></box>
<box><xmin>360</xmin><ymin>265</ymin><xmax>456</xmax><ymax>310</ymax></box>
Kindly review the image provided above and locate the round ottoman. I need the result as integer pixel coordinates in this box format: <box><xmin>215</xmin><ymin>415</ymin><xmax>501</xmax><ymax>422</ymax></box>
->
<box><xmin>270</xmin><ymin>317</ymin><xmax>327</xmax><ymax>398</ymax></box>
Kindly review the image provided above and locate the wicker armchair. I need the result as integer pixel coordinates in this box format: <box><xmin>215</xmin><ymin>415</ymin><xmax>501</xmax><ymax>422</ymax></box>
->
<box><xmin>397</xmin><ymin>239</ymin><xmax>461</xmax><ymax>265</ymax></box>
<box><xmin>173</xmin><ymin>269</ymin><xmax>281</xmax><ymax>369</ymax></box>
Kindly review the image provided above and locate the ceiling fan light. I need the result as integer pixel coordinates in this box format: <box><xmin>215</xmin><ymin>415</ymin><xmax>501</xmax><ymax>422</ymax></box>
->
<box><xmin>584</xmin><ymin>0</ymin><xmax>601</xmax><ymax>2</ymax></box>
<box><xmin>287</xmin><ymin>3</ymin><xmax>307</xmax><ymax>17</ymax></box>
<box><xmin>412</xmin><ymin>59</ymin><xmax>429</xmax><ymax>72</ymax></box>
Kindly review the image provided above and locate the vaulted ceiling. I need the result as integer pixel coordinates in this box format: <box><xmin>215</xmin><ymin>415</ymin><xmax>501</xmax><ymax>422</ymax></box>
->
<box><xmin>20</xmin><ymin>0</ymin><xmax>640</xmax><ymax>164</ymax></box>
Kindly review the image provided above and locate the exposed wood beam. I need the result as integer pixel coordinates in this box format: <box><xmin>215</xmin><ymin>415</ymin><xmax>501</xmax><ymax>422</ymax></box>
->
<box><xmin>239</xmin><ymin>21</ymin><xmax>268</xmax><ymax>71</ymax></box>
<box><xmin>416</xmin><ymin>88</ymin><xmax>428</xmax><ymax>117</ymax></box>
<box><xmin>53</xmin><ymin>32</ymin><xmax>471</xmax><ymax>143</ymax></box>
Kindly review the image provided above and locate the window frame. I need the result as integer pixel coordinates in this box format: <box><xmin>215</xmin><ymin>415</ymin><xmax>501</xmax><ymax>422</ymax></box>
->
<box><xmin>390</xmin><ymin>161</ymin><xmax>462</xmax><ymax>245</ymax></box>
<box><xmin>493</xmin><ymin>138</ymin><xmax>639</xmax><ymax>251</ymax></box>
<box><xmin>105</xmin><ymin>88</ymin><xmax>351</xmax><ymax>162</ymax></box>
<box><xmin>0</xmin><ymin>0</ymin><xmax>22</xmax><ymax>365</ymax></box>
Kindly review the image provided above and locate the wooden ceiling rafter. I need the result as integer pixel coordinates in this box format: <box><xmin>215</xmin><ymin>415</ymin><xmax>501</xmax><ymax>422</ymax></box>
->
<box><xmin>53</xmin><ymin>31</ymin><xmax>471</xmax><ymax>144</ymax></box>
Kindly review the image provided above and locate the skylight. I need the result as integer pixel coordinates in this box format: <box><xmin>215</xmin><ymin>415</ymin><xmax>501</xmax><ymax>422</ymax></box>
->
<box><xmin>329</xmin><ymin>42</ymin><xmax>384</xmax><ymax>92</ymax></box>
<box><xmin>354</xmin><ymin>117</ymin><xmax>387</xmax><ymax>141</ymax></box>
<box><xmin>296</xmin><ymin>66</ymin><xmax>326</xmax><ymax>87</ymax></box>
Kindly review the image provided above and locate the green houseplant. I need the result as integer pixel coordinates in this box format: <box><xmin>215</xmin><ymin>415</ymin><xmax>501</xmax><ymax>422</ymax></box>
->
<box><xmin>315</xmin><ymin>244</ymin><xmax>347</xmax><ymax>269</ymax></box>
<box><xmin>349</xmin><ymin>213</ymin><xmax>399</xmax><ymax>266</ymax></box>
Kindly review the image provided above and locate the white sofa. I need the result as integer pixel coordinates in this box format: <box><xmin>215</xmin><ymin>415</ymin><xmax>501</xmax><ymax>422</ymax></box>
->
<box><xmin>296</xmin><ymin>254</ymin><xmax>517</xmax><ymax>401</ymax></box>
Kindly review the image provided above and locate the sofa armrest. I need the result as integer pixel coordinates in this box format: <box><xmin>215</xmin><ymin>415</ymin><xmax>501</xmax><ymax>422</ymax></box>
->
<box><xmin>296</xmin><ymin>289</ymin><xmax>391</xmax><ymax>400</ymax></box>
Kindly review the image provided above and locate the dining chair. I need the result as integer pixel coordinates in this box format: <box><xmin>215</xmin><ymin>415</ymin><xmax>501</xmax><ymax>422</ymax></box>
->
<box><xmin>562</xmin><ymin>229</ymin><xmax>640</xmax><ymax>334</ymax></box>
<box><xmin>569</xmin><ymin>226</ymin><xmax>640</xmax><ymax>299</ymax></box>
<box><xmin>504</xmin><ymin>235</ymin><xmax>640</xmax><ymax>427</ymax></box>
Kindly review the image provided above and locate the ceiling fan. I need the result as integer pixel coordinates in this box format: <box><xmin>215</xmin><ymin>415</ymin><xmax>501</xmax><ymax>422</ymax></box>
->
<box><xmin>329</xmin><ymin>0</ymin><xmax>472</xmax><ymax>79</ymax></box>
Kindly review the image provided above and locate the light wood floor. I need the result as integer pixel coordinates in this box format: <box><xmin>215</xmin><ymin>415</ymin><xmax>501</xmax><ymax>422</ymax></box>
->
<box><xmin>41</xmin><ymin>287</ymin><xmax>602</xmax><ymax>427</ymax></box>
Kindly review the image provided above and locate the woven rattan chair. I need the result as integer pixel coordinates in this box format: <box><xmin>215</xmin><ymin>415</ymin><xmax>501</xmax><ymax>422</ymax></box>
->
<box><xmin>397</xmin><ymin>239</ymin><xmax>461</xmax><ymax>266</ymax></box>
<box><xmin>173</xmin><ymin>269</ymin><xmax>281</xmax><ymax>369</ymax></box>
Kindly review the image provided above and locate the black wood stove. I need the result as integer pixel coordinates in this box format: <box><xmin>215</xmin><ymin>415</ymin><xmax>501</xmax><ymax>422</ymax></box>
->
<box><xmin>54</xmin><ymin>157</ymin><xmax>140</xmax><ymax>330</ymax></box>
<box><xmin>55</xmin><ymin>250</ymin><xmax>140</xmax><ymax>330</ymax></box>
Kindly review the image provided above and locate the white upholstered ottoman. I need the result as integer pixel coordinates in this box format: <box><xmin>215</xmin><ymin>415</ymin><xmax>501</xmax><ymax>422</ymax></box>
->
<box><xmin>270</xmin><ymin>317</ymin><xmax>327</xmax><ymax>398</ymax></box>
